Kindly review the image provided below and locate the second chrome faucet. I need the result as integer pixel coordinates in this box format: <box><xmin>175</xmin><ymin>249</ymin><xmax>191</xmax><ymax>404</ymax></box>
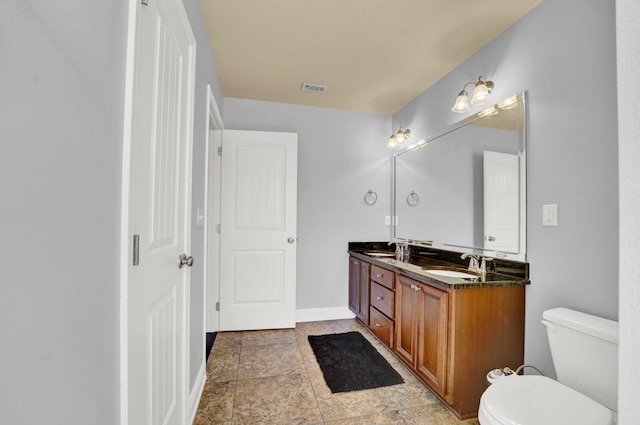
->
<box><xmin>461</xmin><ymin>253</ymin><xmax>493</xmax><ymax>275</ymax></box>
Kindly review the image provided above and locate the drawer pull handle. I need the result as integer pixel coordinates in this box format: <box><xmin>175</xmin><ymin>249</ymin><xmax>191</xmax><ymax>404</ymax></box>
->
<box><xmin>375</xmin><ymin>323</ymin><xmax>383</xmax><ymax>327</ymax></box>
<box><xmin>376</xmin><ymin>273</ymin><xmax>383</xmax><ymax>278</ymax></box>
<box><xmin>376</xmin><ymin>296</ymin><xmax>382</xmax><ymax>300</ymax></box>
<box><xmin>354</xmin><ymin>261</ymin><xmax>360</xmax><ymax>265</ymax></box>
<box><xmin>410</xmin><ymin>284</ymin><xmax>416</xmax><ymax>290</ymax></box>
<box><xmin>415</xmin><ymin>286</ymin><xmax>421</xmax><ymax>292</ymax></box>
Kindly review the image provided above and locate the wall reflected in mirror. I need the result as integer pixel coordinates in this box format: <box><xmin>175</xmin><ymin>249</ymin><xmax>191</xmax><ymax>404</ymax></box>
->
<box><xmin>393</xmin><ymin>91</ymin><xmax>527</xmax><ymax>261</ymax></box>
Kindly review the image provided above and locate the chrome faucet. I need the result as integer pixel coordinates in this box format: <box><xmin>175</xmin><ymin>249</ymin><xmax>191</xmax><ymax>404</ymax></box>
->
<box><xmin>461</xmin><ymin>253</ymin><xmax>480</xmax><ymax>272</ymax></box>
<box><xmin>461</xmin><ymin>253</ymin><xmax>493</xmax><ymax>276</ymax></box>
<box><xmin>389</xmin><ymin>239</ymin><xmax>409</xmax><ymax>262</ymax></box>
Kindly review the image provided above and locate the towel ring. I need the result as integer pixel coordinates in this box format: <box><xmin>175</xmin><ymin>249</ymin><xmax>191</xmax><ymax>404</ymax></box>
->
<box><xmin>364</xmin><ymin>189</ymin><xmax>378</xmax><ymax>206</ymax></box>
<box><xmin>407</xmin><ymin>190</ymin><xmax>419</xmax><ymax>206</ymax></box>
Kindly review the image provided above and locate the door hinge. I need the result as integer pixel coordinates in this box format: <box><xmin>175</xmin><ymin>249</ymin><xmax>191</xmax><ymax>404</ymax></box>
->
<box><xmin>132</xmin><ymin>234</ymin><xmax>140</xmax><ymax>266</ymax></box>
<box><xmin>141</xmin><ymin>0</ymin><xmax>148</xmax><ymax>5</ymax></box>
<box><xmin>215</xmin><ymin>302</ymin><xmax>220</xmax><ymax>312</ymax></box>
<box><xmin>216</xmin><ymin>224</ymin><xmax>221</xmax><ymax>233</ymax></box>
<box><xmin>217</xmin><ymin>146</ymin><xmax>222</xmax><ymax>156</ymax></box>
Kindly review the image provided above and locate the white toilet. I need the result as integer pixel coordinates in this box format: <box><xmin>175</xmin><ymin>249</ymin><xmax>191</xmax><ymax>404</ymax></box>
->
<box><xmin>478</xmin><ymin>307</ymin><xmax>618</xmax><ymax>425</ymax></box>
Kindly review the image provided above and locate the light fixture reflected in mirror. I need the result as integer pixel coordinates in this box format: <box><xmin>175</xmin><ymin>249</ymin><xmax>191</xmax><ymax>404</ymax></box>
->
<box><xmin>451</xmin><ymin>76</ymin><xmax>494</xmax><ymax>113</ymax></box>
<box><xmin>387</xmin><ymin>127</ymin><xmax>410</xmax><ymax>149</ymax></box>
<box><xmin>406</xmin><ymin>139</ymin><xmax>428</xmax><ymax>151</ymax></box>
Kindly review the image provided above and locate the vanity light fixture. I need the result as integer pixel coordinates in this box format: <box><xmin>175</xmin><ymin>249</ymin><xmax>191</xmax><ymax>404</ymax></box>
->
<box><xmin>451</xmin><ymin>76</ymin><xmax>495</xmax><ymax>113</ymax></box>
<box><xmin>387</xmin><ymin>127</ymin><xmax>410</xmax><ymax>150</ymax></box>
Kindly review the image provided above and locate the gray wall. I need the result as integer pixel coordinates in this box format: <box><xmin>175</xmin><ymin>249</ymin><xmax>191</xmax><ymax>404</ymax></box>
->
<box><xmin>392</xmin><ymin>0</ymin><xmax>618</xmax><ymax>377</ymax></box>
<box><xmin>181</xmin><ymin>0</ymin><xmax>224</xmax><ymax>392</ymax></box>
<box><xmin>0</xmin><ymin>1</ymin><xmax>127</xmax><ymax>424</ymax></box>
<box><xmin>0</xmin><ymin>0</ymin><xmax>224</xmax><ymax>421</ymax></box>
<box><xmin>617</xmin><ymin>0</ymin><xmax>640</xmax><ymax>422</ymax></box>
<box><xmin>223</xmin><ymin>99</ymin><xmax>392</xmax><ymax>310</ymax></box>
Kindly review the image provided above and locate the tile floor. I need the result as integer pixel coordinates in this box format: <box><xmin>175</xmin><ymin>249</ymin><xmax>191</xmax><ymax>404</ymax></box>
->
<box><xmin>194</xmin><ymin>319</ymin><xmax>481</xmax><ymax>425</ymax></box>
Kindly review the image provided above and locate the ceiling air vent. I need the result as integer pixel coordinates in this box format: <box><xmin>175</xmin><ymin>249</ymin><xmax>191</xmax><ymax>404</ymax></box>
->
<box><xmin>301</xmin><ymin>83</ymin><xmax>328</xmax><ymax>93</ymax></box>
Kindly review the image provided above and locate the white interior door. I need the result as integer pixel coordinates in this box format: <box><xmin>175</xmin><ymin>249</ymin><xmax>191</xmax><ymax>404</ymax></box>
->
<box><xmin>124</xmin><ymin>0</ymin><xmax>195</xmax><ymax>424</ymax></box>
<box><xmin>483</xmin><ymin>151</ymin><xmax>519</xmax><ymax>253</ymax></box>
<box><xmin>220</xmin><ymin>130</ymin><xmax>297</xmax><ymax>331</ymax></box>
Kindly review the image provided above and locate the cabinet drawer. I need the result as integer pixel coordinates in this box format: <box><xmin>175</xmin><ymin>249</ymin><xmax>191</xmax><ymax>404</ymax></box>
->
<box><xmin>370</xmin><ymin>282</ymin><xmax>394</xmax><ymax>318</ymax></box>
<box><xmin>371</xmin><ymin>265</ymin><xmax>394</xmax><ymax>289</ymax></box>
<box><xmin>369</xmin><ymin>307</ymin><xmax>394</xmax><ymax>348</ymax></box>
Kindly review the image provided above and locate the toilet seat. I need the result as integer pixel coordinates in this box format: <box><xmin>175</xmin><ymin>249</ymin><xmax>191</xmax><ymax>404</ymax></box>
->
<box><xmin>478</xmin><ymin>375</ymin><xmax>613</xmax><ymax>425</ymax></box>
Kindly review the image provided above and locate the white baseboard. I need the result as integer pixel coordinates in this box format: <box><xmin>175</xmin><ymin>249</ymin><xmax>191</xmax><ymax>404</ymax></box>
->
<box><xmin>189</xmin><ymin>360</ymin><xmax>207</xmax><ymax>424</ymax></box>
<box><xmin>296</xmin><ymin>306</ymin><xmax>355</xmax><ymax>323</ymax></box>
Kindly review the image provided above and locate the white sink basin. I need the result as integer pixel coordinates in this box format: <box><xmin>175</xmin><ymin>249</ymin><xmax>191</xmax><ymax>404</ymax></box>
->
<box><xmin>424</xmin><ymin>269</ymin><xmax>478</xmax><ymax>279</ymax></box>
<box><xmin>364</xmin><ymin>252</ymin><xmax>396</xmax><ymax>257</ymax></box>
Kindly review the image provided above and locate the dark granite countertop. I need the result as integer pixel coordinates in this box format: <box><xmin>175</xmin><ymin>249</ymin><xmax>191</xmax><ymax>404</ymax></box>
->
<box><xmin>348</xmin><ymin>242</ymin><xmax>529</xmax><ymax>290</ymax></box>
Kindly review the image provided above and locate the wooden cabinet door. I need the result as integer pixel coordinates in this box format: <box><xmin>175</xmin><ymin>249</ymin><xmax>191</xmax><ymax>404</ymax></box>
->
<box><xmin>358</xmin><ymin>261</ymin><xmax>370</xmax><ymax>324</ymax></box>
<box><xmin>395</xmin><ymin>275</ymin><xmax>418</xmax><ymax>366</ymax></box>
<box><xmin>348</xmin><ymin>257</ymin><xmax>370</xmax><ymax>324</ymax></box>
<box><xmin>348</xmin><ymin>257</ymin><xmax>360</xmax><ymax>314</ymax></box>
<box><xmin>416</xmin><ymin>283</ymin><xmax>449</xmax><ymax>398</ymax></box>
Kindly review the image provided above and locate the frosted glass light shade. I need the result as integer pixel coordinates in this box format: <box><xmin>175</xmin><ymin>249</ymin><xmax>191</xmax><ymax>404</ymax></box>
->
<box><xmin>387</xmin><ymin>135</ymin><xmax>398</xmax><ymax>149</ymax></box>
<box><xmin>451</xmin><ymin>92</ymin><xmax>470</xmax><ymax>113</ymax></box>
<box><xmin>471</xmin><ymin>83</ymin><xmax>491</xmax><ymax>105</ymax></box>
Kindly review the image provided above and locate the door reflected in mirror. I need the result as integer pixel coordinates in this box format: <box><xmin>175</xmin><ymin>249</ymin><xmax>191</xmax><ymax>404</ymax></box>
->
<box><xmin>393</xmin><ymin>91</ymin><xmax>527</xmax><ymax>261</ymax></box>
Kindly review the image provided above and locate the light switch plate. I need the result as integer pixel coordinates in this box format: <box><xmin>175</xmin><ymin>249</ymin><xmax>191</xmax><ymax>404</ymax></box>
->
<box><xmin>196</xmin><ymin>208</ymin><xmax>205</xmax><ymax>227</ymax></box>
<box><xmin>384</xmin><ymin>216</ymin><xmax>399</xmax><ymax>226</ymax></box>
<box><xmin>543</xmin><ymin>204</ymin><xmax>558</xmax><ymax>226</ymax></box>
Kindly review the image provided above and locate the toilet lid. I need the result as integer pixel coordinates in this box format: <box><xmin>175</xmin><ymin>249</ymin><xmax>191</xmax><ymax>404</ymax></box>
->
<box><xmin>480</xmin><ymin>375</ymin><xmax>613</xmax><ymax>425</ymax></box>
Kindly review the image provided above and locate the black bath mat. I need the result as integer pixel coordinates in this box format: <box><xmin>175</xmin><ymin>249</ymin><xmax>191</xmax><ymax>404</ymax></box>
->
<box><xmin>308</xmin><ymin>331</ymin><xmax>404</xmax><ymax>393</ymax></box>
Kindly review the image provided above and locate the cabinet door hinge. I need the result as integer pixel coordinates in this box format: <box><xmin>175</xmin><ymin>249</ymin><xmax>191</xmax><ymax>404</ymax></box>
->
<box><xmin>133</xmin><ymin>234</ymin><xmax>140</xmax><ymax>266</ymax></box>
<box><xmin>215</xmin><ymin>302</ymin><xmax>220</xmax><ymax>312</ymax></box>
<box><xmin>141</xmin><ymin>0</ymin><xmax>148</xmax><ymax>5</ymax></box>
<box><xmin>217</xmin><ymin>146</ymin><xmax>222</xmax><ymax>156</ymax></box>
<box><xmin>216</xmin><ymin>224</ymin><xmax>221</xmax><ymax>233</ymax></box>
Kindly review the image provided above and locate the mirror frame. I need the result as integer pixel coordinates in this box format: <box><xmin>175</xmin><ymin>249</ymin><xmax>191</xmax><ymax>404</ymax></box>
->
<box><xmin>392</xmin><ymin>91</ymin><xmax>528</xmax><ymax>261</ymax></box>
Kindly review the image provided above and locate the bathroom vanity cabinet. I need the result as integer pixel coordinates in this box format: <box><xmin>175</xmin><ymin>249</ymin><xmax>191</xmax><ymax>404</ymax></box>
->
<box><xmin>348</xmin><ymin>252</ymin><xmax>526</xmax><ymax>420</ymax></box>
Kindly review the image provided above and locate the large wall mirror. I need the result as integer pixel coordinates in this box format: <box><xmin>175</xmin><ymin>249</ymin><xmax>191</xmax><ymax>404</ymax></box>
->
<box><xmin>393</xmin><ymin>91</ymin><xmax>527</xmax><ymax>261</ymax></box>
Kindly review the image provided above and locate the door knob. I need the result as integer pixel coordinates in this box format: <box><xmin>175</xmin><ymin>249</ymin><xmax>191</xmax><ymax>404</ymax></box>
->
<box><xmin>484</xmin><ymin>235</ymin><xmax>496</xmax><ymax>241</ymax></box>
<box><xmin>287</xmin><ymin>237</ymin><xmax>295</xmax><ymax>243</ymax></box>
<box><xmin>178</xmin><ymin>254</ymin><xmax>194</xmax><ymax>268</ymax></box>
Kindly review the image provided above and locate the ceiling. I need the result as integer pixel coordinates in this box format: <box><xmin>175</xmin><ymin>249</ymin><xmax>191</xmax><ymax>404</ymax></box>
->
<box><xmin>199</xmin><ymin>0</ymin><xmax>543</xmax><ymax>115</ymax></box>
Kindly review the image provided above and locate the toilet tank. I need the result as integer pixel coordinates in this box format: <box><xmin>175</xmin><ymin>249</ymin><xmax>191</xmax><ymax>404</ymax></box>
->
<box><xmin>542</xmin><ymin>308</ymin><xmax>618</xmax><ymax>412</ymax></box>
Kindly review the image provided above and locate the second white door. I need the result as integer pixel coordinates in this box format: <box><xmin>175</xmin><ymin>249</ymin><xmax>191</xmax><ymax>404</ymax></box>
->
<box><xmin>483</xmin><ymin>151</ymin><xmax>519</xmax><ymax>253</ymax></box>
<box><xmin>219</xmin><ymin>130</ymin><xmax>297</xmax><ymax>331</ymax></box>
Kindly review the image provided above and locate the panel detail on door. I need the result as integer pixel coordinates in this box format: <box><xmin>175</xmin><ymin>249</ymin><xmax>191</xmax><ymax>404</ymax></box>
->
<box><xmin>233</xmin><ymin>250</ymin><xmax>285</xmax><ymax>303</ymax></box>
<box><xmin>235</xmin><ymin>145</ymin><xmax>286</xmax><ymax>230</ymax></box>
<box><xmin>148</xmin><ymin>287</ymin><xmax>177</xmax><ymax>425</ymax></box>
<box><xmin>149</xmin><ymin>9</ymin><xmax>183</xmax><ymax>250</ymax></box>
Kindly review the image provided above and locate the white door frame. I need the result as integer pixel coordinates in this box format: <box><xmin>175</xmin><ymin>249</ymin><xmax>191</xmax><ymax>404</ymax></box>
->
<box><xmin>204</xmin><ymin>85</ymin><xmax>224</xmax><ymax>333</ymax></box>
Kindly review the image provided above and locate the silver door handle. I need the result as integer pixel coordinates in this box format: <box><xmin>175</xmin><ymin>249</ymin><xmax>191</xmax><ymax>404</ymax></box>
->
<box><xmin>287</xmin><ymin>237</ymin><xmax>295</xmax><ymax>243</ymax></box>
<box><xmin>178</xmin><ymin>254</ymin><xmax>194</xmax><ymax>268</ymax></box>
